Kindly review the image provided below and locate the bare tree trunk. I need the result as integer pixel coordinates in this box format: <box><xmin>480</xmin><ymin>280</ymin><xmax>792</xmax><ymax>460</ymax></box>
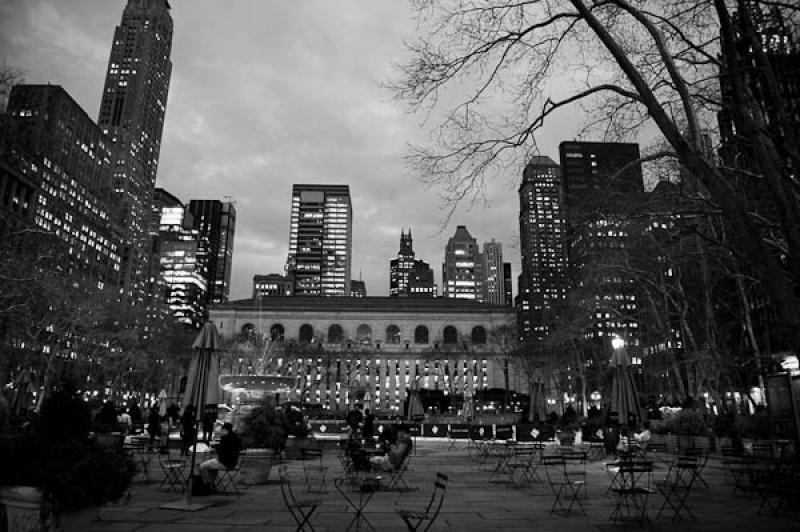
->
<box><xmin>735</xmin><ymin>272</ymin><xmax>766</xmax><ymax>393</ymax></box>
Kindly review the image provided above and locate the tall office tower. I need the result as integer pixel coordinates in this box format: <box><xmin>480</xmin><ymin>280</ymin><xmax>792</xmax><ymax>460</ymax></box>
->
<box><xmin>442</xmin><ymin>225</ymin><xmax>484</xmax><ymax>300</ymax></box>
<box><xmin>719</xmin><ymin>5</ymin><xmax>799</xmax><ymax>167</ymax></box>
<box><xmin>4</xmin><ymin>85</ymin><xmax>121</xmax><ymax>284</ymax></box>
<box><xmin>482</xmin><ymin>239</ymin><xmax>505</xmax><ymax>305</ymax></box>
<box><xmin>285</xmin><ymin>184</ymin><xmax>352</xmax><ymax>296</ymax></box>
<box><xmin>153</xmin><ymin>188</ymin><xmax>206</xmax><ymax>328</ymax></box>
<box><xmin>502</xmin><ymin>263</ymin><xmax>513</xmax><ymax>307</ymax></box>
<box><xmin>98</xmin><ymin>0</ymin><xmax>173</xmax><ymax>300</ymax></box>
<box><xmin>389</xmin><ymin>229</ymin><xmax>436</xmax><ymax>297</ymax></box>
<box><xmin>188</xmin><ymin>200</ymin><xmax>236</xmax><ymax>305</ymax></box>
<box><xmin>559</xmin><ymin>142</ymin><xmax>644</xmax><ymax>342</ymax></box>
<box><xmin>518</xmin><ymin>156</ymin><xmax>566</xmax><ymax>341</ymax></box>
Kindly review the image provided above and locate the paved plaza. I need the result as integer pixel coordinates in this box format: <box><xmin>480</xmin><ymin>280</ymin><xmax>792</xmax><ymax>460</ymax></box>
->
<box><xmin>88</xmin><ymin>438</ymin><xmax>800</xmax><ymax>532</ymax></box>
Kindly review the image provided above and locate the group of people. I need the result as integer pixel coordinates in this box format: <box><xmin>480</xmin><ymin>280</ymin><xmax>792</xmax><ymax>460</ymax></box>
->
<box><xmin>344</xmin><ymin>404</ymin><xmax>413</xmax><ymax>473</ymax></box>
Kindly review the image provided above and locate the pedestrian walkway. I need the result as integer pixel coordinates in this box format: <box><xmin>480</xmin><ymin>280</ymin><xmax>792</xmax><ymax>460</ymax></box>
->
<box><xmin>89</xmin><ymin>439</ymin><xmax>800</xmax><ymax>531</ymax></box>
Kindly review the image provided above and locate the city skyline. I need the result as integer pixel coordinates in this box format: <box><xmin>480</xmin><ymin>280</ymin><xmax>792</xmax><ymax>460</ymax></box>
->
<box><xmin>0</xmin><ymin>1</ymin><xmax>604</xmax><ymax>300</ymax></box>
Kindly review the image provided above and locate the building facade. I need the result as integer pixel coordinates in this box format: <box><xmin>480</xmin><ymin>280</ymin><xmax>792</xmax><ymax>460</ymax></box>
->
<box><xmin>153</xmin><ymin>188</ymin><xmax>206</xmax><ymax>328</ymax></box>
<box><xmin>285</xmin><ymin>184</ymin><xmax>352</xmax><ymax>297</ymax></box>
<box><xmin>559</xmin><ymin>142</ymin><xmax>643</xmax><ymax>343</ymax></box>
<box><xmin>442</xmin><ymin>225</ymin><xmax>484</xmax><ymax>301</ymax></box>
<box><xmin>389</xmin><ymin>229</ymin><xmax>436</xmax><ymax>297</ymax></box>
<box><xmin>350</xmin><ymin>280</ymin><xmax>367</xmax><ymax>297</ymax></box>
<box><xmin>253</xmin><ymin>273</ymin><xmax>294</xmax><ymax>298</ymax></box>
<box><xmin>4</xmin><ymin>85</ymin><xmax>122</xmax><ymax>284</ymax></box>
<box><xmin>502</xmin><ymin>262</ymin><xmax>513</xmax><ymax>307</ymax></box>
<box><xmin>482</xmin><ymin>239</ymin><xmax>505</xmax><ymax>306</ymax></box>
<box><xmin>98</xmin><ymin>0</ymin><xmax>173</xmax><ymax>301</ymax></box>
<box><xmin>188</xmin><ymin>199</ymin><xmax>236</xmax><ymax>305</ymax></box>
<box><xmin>209</xmin><ymin>297</ymin><xmax>518</xmax><ymax>413</ymax></box>
<box><xmin>517</xmin><ymin>156</ymin><xmax>566</xmax><ymax>341</ymax></box>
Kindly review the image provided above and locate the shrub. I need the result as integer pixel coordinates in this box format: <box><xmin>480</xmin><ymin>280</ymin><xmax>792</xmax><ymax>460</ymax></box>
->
<box><xmin>672</xmin><ymin>409</ymin><xmax>708</xmax><ymax>436</ymax></box>
<box><xmin>735</xmin><ymin>410</ymin><xmax>773</xmax><ymax>439</ymax></box>
<box><xmin>1</xmin><ymin>386</ymin><xmax>135</xmax><ymax>516</ymax></box>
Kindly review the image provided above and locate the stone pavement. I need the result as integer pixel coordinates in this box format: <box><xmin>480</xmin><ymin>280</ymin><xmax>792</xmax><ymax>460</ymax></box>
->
<box><xmin>89</xmin><ymin>439</ymin><xmax>800</xmax><ymax>531</ymax></box>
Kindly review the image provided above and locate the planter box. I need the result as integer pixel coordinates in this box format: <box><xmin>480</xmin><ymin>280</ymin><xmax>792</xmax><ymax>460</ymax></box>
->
<box><xmin>1</xmin><ymin>486</ymin><xmax>43</xmax><ymax>532</ymax></box>
<box><xmin>238</xmin><ymin>449</ymin><xmax>275</xmax><ymax>485</ymax></box>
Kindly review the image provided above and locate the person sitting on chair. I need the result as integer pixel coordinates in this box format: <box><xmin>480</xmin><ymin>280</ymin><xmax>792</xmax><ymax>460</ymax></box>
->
<box><xmin>370</xmin><ymin>424</ymin><xmax>412</xmax><ymax>472</ymax></box>
<box><xmin>633</xmin><ymin>421</ymin><xmax>651</xmax><ymax>451</ymax></box>
<box><xmin>199</xmin><ymin>422</ymin><xmax>241</xmax><ymax>489</ymax></box>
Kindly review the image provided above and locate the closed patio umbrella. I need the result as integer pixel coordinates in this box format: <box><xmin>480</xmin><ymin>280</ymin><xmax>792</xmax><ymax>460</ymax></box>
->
<box><xmin>608</xmin><ymin>340</ymin><xmax>642</xmax><ymax>430</ymax></box>
<box><xmin>528</xmin><ymin>368</ymin><xmax>547</xmax><ymax>423</ymax></box>
<box><xmin>11</xmin><ymin>369</ymin><xmax>35</xmax><ymax>417</ymax></box>
<box><xmin>407</xmin><ymin>386</ymin><xmax>424</xmax><ymax>422</ymax></box>
<box><xmin>162</xmin><ymin>321</ymin><xmax>222</xmax><ymax>511</ymax></box>
<box><xmin>157</xmin><ymin>388</ymin><xmax>168</xmax><ymax>418</ymax></box>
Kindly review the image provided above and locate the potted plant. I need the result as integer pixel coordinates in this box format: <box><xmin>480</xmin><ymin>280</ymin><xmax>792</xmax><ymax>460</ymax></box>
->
<box><xmin>236</xmin><ymin>397</ymin><xmax>291</xmax><ymax>484</ymax></box>
<box><xmin>0</xmin><ymin>386</ymin><xmax>136</xmax><ymax>531</ymax></box>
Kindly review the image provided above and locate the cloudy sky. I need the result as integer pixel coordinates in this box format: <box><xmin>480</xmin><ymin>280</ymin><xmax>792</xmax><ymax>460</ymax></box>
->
<box><xmin>0</xmin><ymin>0</ymin><xmax>581</xmax><ymax>300</ymax></box>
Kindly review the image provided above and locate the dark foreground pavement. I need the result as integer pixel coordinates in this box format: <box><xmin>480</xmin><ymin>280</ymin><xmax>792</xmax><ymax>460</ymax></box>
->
<box><xmin>87</xmin><ymin>439</ymin><xmax>800</xmax><ymax>531</ymax></box>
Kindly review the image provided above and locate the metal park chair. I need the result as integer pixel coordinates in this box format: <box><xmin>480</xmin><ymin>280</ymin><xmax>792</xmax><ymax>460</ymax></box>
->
<box><xmin>279</xmin><ymin>464</ymin><xmax>323</xmax><ymax>532</ymax></box>
<box><xmin>395</xmin><ymin>472</ymin><xmax>448</xmax><ymax>532</ymax></box>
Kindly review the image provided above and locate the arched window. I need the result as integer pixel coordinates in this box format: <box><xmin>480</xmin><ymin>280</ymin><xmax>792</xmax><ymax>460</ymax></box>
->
<box><xmin>241</xmin><ymin>323</ymin><xmax>256</xmax><ymax>339</ymax></box>
<box><xmin>356</xmin><ymin>324</ymin><xmax>372</xmax><ymax>345</ymax></box>
<box><xmin>414</xmin><ymin>325</ymin><xmax>429</xmax><ymax>344</ymax></box>
<box><xmin>443</xmin><ymin>326</ymin><xmax>458</xmax><ymax>345</ymax></box>
<box><xmin>299</xmin><ymin>324</ymin><xmax>314</xmax><ymax>344</ymax></box>
<box><xmin>270</xmin><ymin>324</ymin><xmax>285</xmax><ymax>341</ymax></box>
<box><xmin>471</xmin><ymin>326</ymin><xmax>486</xmax><ymax>345</ymax></box>
<box><xmin>328</xmin><ymin>324</ymin><xmax>344</xmax><ymax>343</ymax></box>
<box><xmin>386</xmin><ymin>325</ymin><xmax>401</xmax><ymax>344</ymax></box>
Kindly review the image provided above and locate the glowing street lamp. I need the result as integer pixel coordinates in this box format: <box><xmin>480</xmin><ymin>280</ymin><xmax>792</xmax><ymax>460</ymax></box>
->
<box><xmin>611</xmin><ymin>335</ymin><xmax>626</xmax><ymax>350</ymax></box>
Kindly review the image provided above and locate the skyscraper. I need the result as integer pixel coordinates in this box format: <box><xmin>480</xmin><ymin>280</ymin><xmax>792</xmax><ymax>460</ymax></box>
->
<box><xmin>286</xmin><ymin>184</ymin><xmax>352</xmax><ymax>296</ymax></box>
<box><xmin>502</xmin><ymin>263</ymin><xmax>513</xmax><ymax>307</ymax></box>
<box><xmin>518</xmin><ymin>156</ymin><xmax>566</xmax><ymax>341</ymax></box>
<box><xmin>389</xmin><ymin>229</ymin><xmax>436</xmax><ymax>297</ymax></box>
<box><xmin>482</xmin><ymin>239</ymin><xmax>505</xmax><ymax>305</ymax></box>
<box><xmin>559</xmin><ymin>141</ymin><xmax>643</xmax><ymax>342</ymax></box>
<box><xmin>442</xmin><ymin>225</ymin><xmax>484</xmax><ymax>300</ymax></box>
<box><xmin>153</xmin><ymin>188</ymin><xmax>206</xmax><ymax>328</ymax></box>
<box><xmin>4</xmin><ymin>85</ymin><xmax>121</xmax><ymax>284</ymax></box>
<box><xmin>188</xmin><ymin>199</ymin><xmax>236</xmax><ymax>305</ymax></box>
<box><xmin>98</xmin><ymin>0</ymin><xmax>173</xmax><ymax>300</ymax></box>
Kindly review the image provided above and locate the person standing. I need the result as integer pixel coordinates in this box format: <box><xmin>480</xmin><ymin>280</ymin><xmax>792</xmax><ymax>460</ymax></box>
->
<box><xmin>147</xmin><ymin>406</ymin><xmax>161</xmax><ymax>450</ymax></box>
<box><xmin>180</xmin><ymin>405</ymin><xmax>196</xmax><ymax>456</ymax></box>
<box><xmin>362</xmin><ymin>408</ymin><xmax>375</xmax><ymax>444</ymax></box>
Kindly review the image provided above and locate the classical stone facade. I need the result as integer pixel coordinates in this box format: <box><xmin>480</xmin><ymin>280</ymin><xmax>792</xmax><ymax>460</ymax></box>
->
<box><xmin>209</xmin><ymin>296</ymin><xmax>521</xmax><ymax>414</ymax></box>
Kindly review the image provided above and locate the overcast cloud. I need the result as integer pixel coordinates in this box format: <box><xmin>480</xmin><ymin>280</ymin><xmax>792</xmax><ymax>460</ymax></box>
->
<box><xmin>0</xmin><ymin>0</ymin><xmax>583</xmax><ymax>300</ymax></box>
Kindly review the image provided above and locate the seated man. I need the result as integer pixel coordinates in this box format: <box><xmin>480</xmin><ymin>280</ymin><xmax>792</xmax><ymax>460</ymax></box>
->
<box><xmin>199</xmin><ymin>422</ymin><xmax>241</xmax><ymax>488</ymax></box>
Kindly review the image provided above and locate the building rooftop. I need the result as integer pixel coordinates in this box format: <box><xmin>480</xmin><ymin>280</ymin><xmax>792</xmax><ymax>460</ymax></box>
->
<box><xmin>214</xmin><ymin>296</ymin><xmax>512</xmax><ymax>315</ymax></box>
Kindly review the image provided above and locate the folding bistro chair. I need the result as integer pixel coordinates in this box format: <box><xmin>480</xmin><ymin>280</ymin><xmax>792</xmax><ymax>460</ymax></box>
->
<box><xmin>507</xmin><ymin>444</ymin><xmax>541</xmax><ymax>487</ymax></box>
<box><xmin>301</xmin><ymin>447</ymin><xmax>329</xmax><ymax>493</ymax></box>
<box><xmin>542</xmin><ymin>455</ymin><xmax>585</xmax><ymax>516</ymax></box>
<box><xmin>395</xmin><ymin>472</ymin><xmax>448</xmax><ymax>532</ymax></box>
<box><xmin>279</xmin><ymin>464</ymin><xmax>323</xmax><ymax>532</ymax></box>
<box><xmin>752</xmin><ymin>458</ymin><xmax>800</xmax><ymax>516</ymax></box>
<box><xmin>157</xmin><ymin>450</ymin><xmax>187</xmax><ymax>492</ymax></box>
<box><xmin>560</xmin><ymin>450</ymin><xmax>588</xmax><ymax>498</ymax></box>
<box><xmin>682</xmin><ymin>447</ymin><xmax>709</xmax><ymax>487</ymax></box>
<box><xmin>215</xmin><ymin>465</ymin><xmax>242</xmax><ymax>494</ymax></box>
<box><xmin>656</xmin><ymin>455</ymin><xmax>698</xmax><ymax>522</ymax></box>
<box><xmin>386</xmin><ymin>451</ymin><xmax>414</xmax><ymax>491</ymax></box>
<box><xmin>610</xmin><ymin>460</ymin><xmax>654</xmax><ymax>524</ymax></box>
